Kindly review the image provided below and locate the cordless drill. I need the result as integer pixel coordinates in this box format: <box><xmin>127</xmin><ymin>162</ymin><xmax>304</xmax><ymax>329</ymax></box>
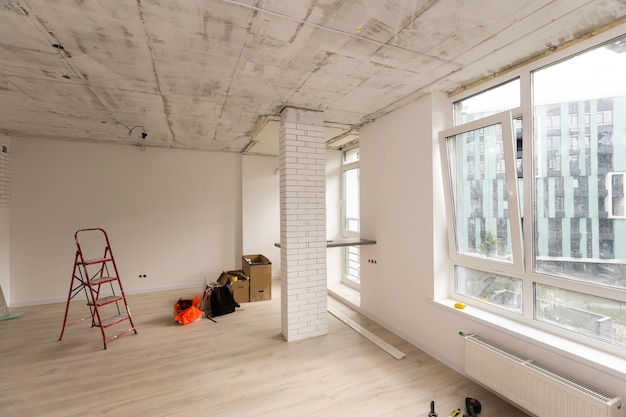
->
<box><xmin>464</xmin><ymin>397</ymin><xmax>481</xmax><ymax>417</ymax></box>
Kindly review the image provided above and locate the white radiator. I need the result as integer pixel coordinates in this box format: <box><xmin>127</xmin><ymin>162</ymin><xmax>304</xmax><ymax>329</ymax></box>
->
<box><xmin>464</xmin><ymin>335</ymin><xmax>624</xmax><ymax>417</ymax></box>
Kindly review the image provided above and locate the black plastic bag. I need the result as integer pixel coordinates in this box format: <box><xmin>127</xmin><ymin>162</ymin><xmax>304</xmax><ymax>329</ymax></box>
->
<box><xmin>210</xmin><ymin>286</ymin><xmax>239</xmax><ymax>317</ymax></box>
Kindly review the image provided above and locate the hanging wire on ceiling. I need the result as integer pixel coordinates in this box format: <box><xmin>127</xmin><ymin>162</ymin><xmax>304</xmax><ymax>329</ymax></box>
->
<box><xmin>117</xmin><ymin>122</ymin><xmax>148</xmax><ymax>139</ymax></box>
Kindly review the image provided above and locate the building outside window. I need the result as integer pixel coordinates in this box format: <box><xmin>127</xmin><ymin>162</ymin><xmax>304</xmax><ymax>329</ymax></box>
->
<box><xmin>441</xmin><ymin>34</ymin><xmax>626</xmax><ymax>351</ymax></box>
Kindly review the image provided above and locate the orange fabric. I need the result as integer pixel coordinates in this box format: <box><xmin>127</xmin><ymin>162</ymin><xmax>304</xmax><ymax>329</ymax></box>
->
<box><xmin>174</xmin><ymin>295</ymin><xmax>203</xmax><ymax>325</ymax></box>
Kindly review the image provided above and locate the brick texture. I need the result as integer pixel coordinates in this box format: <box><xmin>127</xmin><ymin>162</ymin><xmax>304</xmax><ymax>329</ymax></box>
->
<box><xmin>279</xmin><ymin>107</ymin><xmax>328</xmax><ymax>341</ymax></box>
<box><xmin>0</xmin><ymin>139</ymin><xmax>9</xmax><ymax>208</ymax></box>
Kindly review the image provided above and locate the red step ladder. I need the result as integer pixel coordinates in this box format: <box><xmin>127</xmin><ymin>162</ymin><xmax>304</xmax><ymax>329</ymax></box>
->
<box><xmin>59</xmin><ymin>228</ymin><xmax>137</xmax><ymax>349</ymax></box>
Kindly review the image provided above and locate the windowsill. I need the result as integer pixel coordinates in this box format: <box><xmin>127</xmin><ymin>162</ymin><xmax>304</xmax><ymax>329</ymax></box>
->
<box><xmin>429</xmin><ymin>297</ymin><xmax>626</xmax><ymax>380</ymax></box>
<box><xmin>274</xmin><ymin>238</ymin><xmax>376</xmax><ymax>248</ymax></box>
<box><xmin>328</xmin><ymin>283</ymin><xmax>361</xmax><ymax>310</ymax></box>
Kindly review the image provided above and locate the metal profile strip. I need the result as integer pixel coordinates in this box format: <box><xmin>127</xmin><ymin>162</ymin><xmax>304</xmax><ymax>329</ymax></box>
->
<box><xmin>328</xmin><ymin>305</ymin><xmax>406</xmax><ymax>360</ymax></box>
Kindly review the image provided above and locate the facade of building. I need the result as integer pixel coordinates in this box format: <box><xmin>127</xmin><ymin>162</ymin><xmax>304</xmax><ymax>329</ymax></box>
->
<box><xmin>534</xmin><ymin>97</ymin><xmax>626</xmax><ymax>288</ymax></box>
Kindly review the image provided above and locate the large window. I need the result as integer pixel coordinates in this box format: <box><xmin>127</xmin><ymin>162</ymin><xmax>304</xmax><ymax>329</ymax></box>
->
<box><xmin>342</xmin><ymin>147</ymin><xmax>360</xmax><ymax>287</ymax></box>
<box><xmin>440</xmin><ymin>34</ymin><xmax>626</xmax><ymax>350</ymax></box>
<box><xmin>343</xmin><ymin>147</ymin><xmax>360</xmax><ymax>235</ymax></box>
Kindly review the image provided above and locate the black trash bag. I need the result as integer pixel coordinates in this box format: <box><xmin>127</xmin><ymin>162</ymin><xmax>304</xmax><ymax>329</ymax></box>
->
<box><xmin>210</xmin><ymin>285</ymin><xmax>239</xmax><ymax>317</ymax></box>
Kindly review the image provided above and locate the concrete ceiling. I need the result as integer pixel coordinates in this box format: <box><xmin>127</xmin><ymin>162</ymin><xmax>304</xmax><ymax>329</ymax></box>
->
<box><xmin>1</xmin><ymin>0</ymin><xmax>626</xmax><ymax>155</ymax></box>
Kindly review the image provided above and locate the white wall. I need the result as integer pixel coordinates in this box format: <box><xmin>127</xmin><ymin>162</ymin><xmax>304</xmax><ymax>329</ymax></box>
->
<box><xmin>241</xmin><ymin>154</ymin><xmax>280</xmax><ymax>277</ymax></box>
<box><xmin>359</xmin><ymin>93</ymin><xmax>461</xmax><ymax>362</ymax></box>
<box><xmin>358</xmin><ymin>93</ymin><xmax>626</xmax><ymax>401</ymax></box>
<box><xmin>10</xmin><ymin>138</ymin><xmax>242</xmax><ymax>305</ymax></box>
<box><xmin>8</xmin><ymin>140</ymin><xmax>346</xmax><ymax>306</ymax></box>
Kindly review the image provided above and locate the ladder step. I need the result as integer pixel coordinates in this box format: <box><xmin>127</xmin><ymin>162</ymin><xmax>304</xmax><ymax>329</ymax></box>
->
<box><xmin>80</xmin><ymin>257</ymin><xmax>113</xmax><ymax>265</ymax></box>
<box><xmin>99</xmin><ymin>315</ymin><xmax>130</xmax><ymax>328</ymax></box>
<box><xmin>88</xmin><ymin>295</ymin><xmax>122</xmax><ymax>307</ymax></box>
<box><xmin>105</xmin><ymin>327</ymin><xmax>137</xmax><ymax>345</ymax></box>
<box><xmin>89</xmin><ymin>276</ymin><xmax>119</xmax><ymax>286</ymax></box>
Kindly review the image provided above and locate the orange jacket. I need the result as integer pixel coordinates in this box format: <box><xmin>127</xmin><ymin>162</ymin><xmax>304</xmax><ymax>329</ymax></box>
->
<box><xmin>174</xmin><ymin>295</ymin><xmax>203</xmax><ymax>325</ymax></box>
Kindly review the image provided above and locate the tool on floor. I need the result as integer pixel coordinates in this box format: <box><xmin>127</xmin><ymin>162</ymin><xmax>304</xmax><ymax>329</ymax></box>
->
<box><xmin>58</xmin><ymin>228</ymin><xmax>138</xmax><ymax>349</ymax></box>
<box><xmin>449</xmin><ymin>408</ymin><xmax>461</xmax><ymax>417</ymax></box>
<box><xmin>429</xmin><ymin>400</ymin><xmax>438</xmax><ymax>417</ymax></box>
<box><xmin>464</xmin><ymin>397</ymin><xmax>481</xmax><ymax>417</ymax></box>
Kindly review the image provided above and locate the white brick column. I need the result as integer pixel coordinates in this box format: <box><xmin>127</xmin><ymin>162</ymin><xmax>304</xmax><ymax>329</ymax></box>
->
<box><xmin>279</xmin><ymin>107</ymin><xmax>328</xmax><ymax>342</ymax></box>
<box><xmin>0</xmin><ymin>139</ymin><xmax>9</xmax><ymax>209</ymax></box>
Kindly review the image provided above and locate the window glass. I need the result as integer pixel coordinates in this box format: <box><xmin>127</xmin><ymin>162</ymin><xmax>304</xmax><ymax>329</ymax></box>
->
<box><xmin>343</xmin><ymin>147</ymin><xmax>360</xmax><ymax>164</ymax></box>
<box><xmin>343</xmin><ymin>167</ymin><xmax>360</xmax><ymax>233</ymax></box>
<box><xmin>444</xmin><ymin>122</ymin><xmax>515</xmax><ymax>263</ymax></box>
<box><xmin>454</xmin><ymin>78</ymin><xmax>520</xmax><ymax>125</ymax></box>
<box><xmin>533</xmin><ymin>36</ymin><xmax>626</xmax><ymax>290</ymax></box>
<box><xmin>457</xmin><ymin>266</ymin><xmax>522</xmax><ymax>313</ymax></box>
<box><xmin>342</xmin><ymin>147</ymin><xmax>360</xmax><ymax>287</ymax></box>
<box><xmin>535</xmin><ymin>283</ymin><xmax>626</xmax><ymax>346</ymax></box>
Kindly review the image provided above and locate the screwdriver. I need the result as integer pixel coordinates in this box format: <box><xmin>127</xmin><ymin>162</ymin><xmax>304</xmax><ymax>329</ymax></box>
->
<box><xmin>428</xmin><ymin>401</ymin><xmax>438</xmax><ymax>417</ymax></box>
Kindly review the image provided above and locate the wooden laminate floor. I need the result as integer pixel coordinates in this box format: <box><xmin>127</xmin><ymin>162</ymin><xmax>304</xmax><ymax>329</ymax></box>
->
<box><xmin>0</xmin><ymin>282</ymin><xmax>529</xmax><ymax>417</ymax></box>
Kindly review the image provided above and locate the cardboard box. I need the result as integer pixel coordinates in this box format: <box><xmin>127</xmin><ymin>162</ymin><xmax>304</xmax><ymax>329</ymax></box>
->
<box><xmin>226</xmin><ymin>270</ymin><xmax>250</xmax><ymax>303</ymax></box>
<box><xmin>225</xmin><ymin>269</ymin><xmax>248</xmax><ymax>280</ymax></box>
<box><xmin>216</xmin><ymin>271</ymin><xmax>231</xmax><ymax>286</ymax></box>
<box><xmin>242</xmin><ymin>254</ymin><xmax>271</xmax><ymax>301</ymax></box>
<box><xmin>230</xmin><ymin>279</ymin><xmax>250</xmax><ymax>304</ymax></box>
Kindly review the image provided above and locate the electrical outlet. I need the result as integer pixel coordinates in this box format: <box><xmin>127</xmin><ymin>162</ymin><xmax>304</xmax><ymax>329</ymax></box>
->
<box><xmin>138</xmin><ymin>274</ymin><xmax>147</xmax><ymax>278</ymax></box>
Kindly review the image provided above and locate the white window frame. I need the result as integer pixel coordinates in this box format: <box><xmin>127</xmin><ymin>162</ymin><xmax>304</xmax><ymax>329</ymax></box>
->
<box><xmin>341</xmin><ymin>146</ymin><xmax>360</xmax><ymax>238</ymax></box>
<box><xmin>438</xmin><ymin>26</ymin><xmax>626</xmax><ymax>355</ymax></box>
<box><xmin>439</xmin><ymin>111</ymin><xmax>525</xmax><ymax>278</ymax></box>
<box><xmin>341</xmin><ymin>146</ymin><xmax>360</xmax><ymax>288</ymax></box>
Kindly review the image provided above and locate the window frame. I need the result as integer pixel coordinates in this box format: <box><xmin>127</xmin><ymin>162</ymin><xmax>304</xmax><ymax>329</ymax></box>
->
<box><xmin>341</xmin><ymin>146</ymin><xmax>360</xmax><ymax>238</ymax></box>
<box><xmin>439</xmin><ymin>111</ymin><xmax>525</xmax><ymax>278</ymax></box>
<box><xmin>341</xmin><ymin>146</ymin><xmax>360</xmax><ymax>288</ymax></box>
<box><xmin>438</xmin><ymin>28</ymin><xmax>626</xmax><ymax>354</ymax></box>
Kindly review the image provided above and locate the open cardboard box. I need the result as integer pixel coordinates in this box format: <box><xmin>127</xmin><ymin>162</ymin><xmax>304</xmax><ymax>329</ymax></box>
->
<box><xmin>242</xmin><ymin>254</ymin><xmax>271</xmax><ymax>301</ymax></box>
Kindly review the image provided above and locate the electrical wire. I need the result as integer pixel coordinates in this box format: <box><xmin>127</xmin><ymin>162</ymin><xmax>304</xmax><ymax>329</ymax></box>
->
<box><xmin>117</xmin><ymin>122</ymin><xmax>147</xmax><ymax>138</ymax></box>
